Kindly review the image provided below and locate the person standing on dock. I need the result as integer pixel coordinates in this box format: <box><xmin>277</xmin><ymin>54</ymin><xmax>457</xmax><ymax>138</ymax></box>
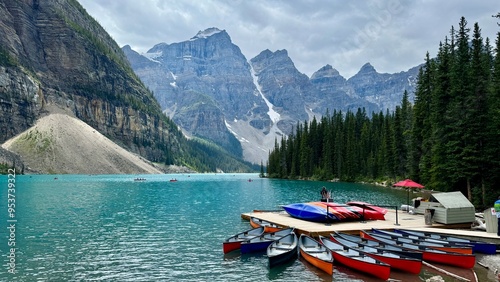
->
<box><xmin>321</xmin><ymin>186</ymin><xmax>328</xmax><ymax>200</ymax></box>
<box><xmin>495</xmin><ymin>196</ymin><xmax>500</xmax><ymax>236</ymax></box>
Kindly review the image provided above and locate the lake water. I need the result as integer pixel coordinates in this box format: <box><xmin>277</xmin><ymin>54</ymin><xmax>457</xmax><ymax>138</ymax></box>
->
<box><xmin>0</xmin><ymin>173</ymin><xmax>494</xmax><ymax>281</ymax></box>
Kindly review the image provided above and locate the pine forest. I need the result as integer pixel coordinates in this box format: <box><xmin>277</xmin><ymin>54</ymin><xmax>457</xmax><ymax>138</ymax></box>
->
<box><xmin>267</xmin><ymin>17</ymin><xmax>500</xmax><ymax>209</ymax></box>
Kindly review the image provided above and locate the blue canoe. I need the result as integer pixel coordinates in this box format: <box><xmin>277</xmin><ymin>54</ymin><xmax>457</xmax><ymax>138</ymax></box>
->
<box><xmin>282</xmin><ymin>203</ymin><xmax>338</xmax><ymax>222</ymax></box>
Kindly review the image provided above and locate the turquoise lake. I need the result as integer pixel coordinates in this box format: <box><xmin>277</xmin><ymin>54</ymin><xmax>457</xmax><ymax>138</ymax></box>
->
<box><xmin>0</xmin><ymin>173</ymin><xmax>489</xmax><ymax>281</ymax></box>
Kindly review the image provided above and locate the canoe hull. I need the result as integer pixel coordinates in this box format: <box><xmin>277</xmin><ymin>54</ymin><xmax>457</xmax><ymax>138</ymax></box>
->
<box><xmin>299</xmin><ymin>248</ymin><xmax>333</xmax><ymax>275</ymax></box>
<box><xmin>422</xmin><ymin>251</ymin><xmax>476</xmax><ymax>269</ymax></box>
<box><xmin>283</xmin><ymin>203</ymin><xmax>334</xmax><ymax>222</ymax></box>
<box><xmin>299</xmin><ymin>234</ymin><xmax>334</xmax><ymax>275</ymax></box>
<box><xmin>241</xmin><ymin>240</ymin><xmax>273</xmax><ymax>254</ymax></box>
<box><xmin>331</xmin><ymin>252</ymin><xmax>391</xmax><ymax>280</ymax></box>
<box><xmin>223</xmin><ymin>241</ymin><xmax>242</xmax><ymax>254</ymax></box>
<box><xmin>367</xmin><ymin>252</ymin><xmax>421</xmax><ymax>274</ymax></box>
<box><xmin>269</xmin><ymin>247</ymin><xmax>298</xmax><ymax>268</ymax></box>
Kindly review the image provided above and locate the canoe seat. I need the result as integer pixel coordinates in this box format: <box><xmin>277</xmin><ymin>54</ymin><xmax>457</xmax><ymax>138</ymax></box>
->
<box><xmin>305</xmin><ymin>250</ymin><xmax>329</xmax><ymax>253</ymax></box>
<box><xmin>271</xmin><ymin>247</ymin><xmax>294</xmax><ymax>251</ymax></box>
<box><xmin>278</xmin><ymin>242</ymin><xmax>292</xmax><ymax>246</ymax></box>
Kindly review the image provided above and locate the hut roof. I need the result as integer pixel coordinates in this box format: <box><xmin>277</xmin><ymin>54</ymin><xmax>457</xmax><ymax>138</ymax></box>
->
<box><xmin>429</xmin><ymin>191</ymin><xmax>474</xmax><ymax>208</ymax></box>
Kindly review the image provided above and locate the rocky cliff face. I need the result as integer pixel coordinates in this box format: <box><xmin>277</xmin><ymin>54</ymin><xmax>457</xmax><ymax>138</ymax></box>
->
<box><xmin>125</xmin><ymin>28</ymin><xmax>419</xmax><ymax>164</ymax></box>
<box><xmin>0</xmin><ymin>0</ymin><xmax>183</xmax><ymax>164</ymax></box>
<box><xmin>250</xmin><ymin>49</ymin><xmax>312</xmax><ymax>133</ymax></box>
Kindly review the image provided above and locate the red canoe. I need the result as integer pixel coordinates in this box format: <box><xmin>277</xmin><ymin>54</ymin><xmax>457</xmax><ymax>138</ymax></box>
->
<box><xmin>346</xmin><ymin>201</ymin><xmax>388</xmax><ymax>220</ymax></box>
<box><xmin>249</xmin><ymin>217</ymin><xmax>282</xmax><ymax>233</ymax></box>
<box><xmin>319</xmin><ymin>235</ymin><xmax>391</xmax><ymax>280</ymax></box>
<box><xmin>298</xmin><ymin>234</ymin><xmax>334</xmax><ymax>275</ymax></box>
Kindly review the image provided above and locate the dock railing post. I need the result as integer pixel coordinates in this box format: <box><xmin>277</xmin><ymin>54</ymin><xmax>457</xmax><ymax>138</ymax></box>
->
<box><xmin>394</xmin><ymin>205</ymin><xmax>400</xmax><ymax>226</ymax></box>
<box><xmin>370</xmin><ymin>204</ymin><xmax>400</xmax><ymax>226</ymax></box>
<box><xmin>325</xmin><ymin>205</ymin><xmax>331</xmax><ymax>226</ymax></box>
<box><xmin>360</xmin><ymin>204</ymin><xmax>366</xmax><ymax>223</ymax></box>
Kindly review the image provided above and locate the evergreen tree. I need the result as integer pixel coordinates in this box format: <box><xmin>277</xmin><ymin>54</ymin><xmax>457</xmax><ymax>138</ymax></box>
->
<box><xmin>411</xmin><ymin>54</ymin><xmax>434</xmax><ymax>183</ymax></box>
<box><xmin>321</xmin><ymin>112</ymin><xmax>334</xmax><ymax>179</ymax></box>
<box><xmin>467</xmin><ymin>22</ymin><xmax>490</xmax><ymax>204</ymax></box>
<box><xmin>429</xmin><ymin>39</ymin><xmax>453</xmax><ymax>190</ymax></box>
<box><xmin>299</xmin><ymin>122</ymin><xmax>311</xmax><ymax>177</ymax></box>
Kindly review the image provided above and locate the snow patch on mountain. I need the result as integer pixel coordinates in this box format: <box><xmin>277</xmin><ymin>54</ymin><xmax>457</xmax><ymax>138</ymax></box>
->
<box><xmin>170</xmin><ymin>71</ymin><xmax>177</xmax><ymax>80</ymax></box>
<box><xmin>225</xmin><ymin>119</ymin><xmax>279</xmax><ymax>164</ymax></box>
<box><xmin>191</xmin><ymin>27</ymin><xmax>223</xmax><ymax>40</ymax></box>
<box><xmin>250</xmin><ymin>65</ymin><xmax>280</xmax><ymax>123</ymax></box>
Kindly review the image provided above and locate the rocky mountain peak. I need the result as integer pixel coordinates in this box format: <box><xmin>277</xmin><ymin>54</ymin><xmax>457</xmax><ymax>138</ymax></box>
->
<box><xmin>311</xmin><ymin>64</ymin><xmax>342</xmax><ymax>80</ymax></box>
<box><xmin>358</xmin><ymin>62</ymin><xmax>377</xmax><ymax>74</ymax></box>
<box><xmin>251</xmin><ymin>49</ymin><xmax>296</xmax><ymax>74</ymax></box>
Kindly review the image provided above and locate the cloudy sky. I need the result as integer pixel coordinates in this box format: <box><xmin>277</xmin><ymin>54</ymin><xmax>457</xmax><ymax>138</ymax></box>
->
<box><xmin>78</xmin><ymin>0</ymin><xmax>499</xmax><ymax>78</ymax></box>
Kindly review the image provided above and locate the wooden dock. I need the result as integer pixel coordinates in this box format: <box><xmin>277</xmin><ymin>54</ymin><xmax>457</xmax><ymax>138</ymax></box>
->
<box><xmin>242</xmin><ymin>209</ymin><xmax>500</xmax><ymax>242</ymax></box>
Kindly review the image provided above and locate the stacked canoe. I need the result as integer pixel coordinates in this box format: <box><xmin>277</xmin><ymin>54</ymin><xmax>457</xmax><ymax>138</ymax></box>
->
<box><xmin>360</xmin><ymin>230</ymin><xmax>476</xmax><ymax>269</ymax></box>
<box><xmin>393</xmin><ymin>228</ymin><xmax>498</xmax><ymax>254</ymax></box>
<box><xmin>282</xmin><ymin>201</ymin><xmax>387</xmax><ymax>223</ymax></box>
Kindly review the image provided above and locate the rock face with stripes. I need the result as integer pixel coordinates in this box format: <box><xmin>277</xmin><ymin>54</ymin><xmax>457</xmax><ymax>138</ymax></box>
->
<box><xmin>0</xmin><ymin>0</ymin><xmax>187</xmax><ymax>166</ymax></box>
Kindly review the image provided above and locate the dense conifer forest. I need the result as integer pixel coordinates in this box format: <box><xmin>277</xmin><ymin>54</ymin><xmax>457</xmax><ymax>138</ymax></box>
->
<box><xmin>267</xmin><ymin>17</ymin><xmax>500</xmax><ymax>209</ymax></box>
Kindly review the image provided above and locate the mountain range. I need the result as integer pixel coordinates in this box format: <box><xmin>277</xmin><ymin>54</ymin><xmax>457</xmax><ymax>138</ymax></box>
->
<box><xmin>0</xmin><ymin>1</ymin><xmax>420</xmax><ymax>173</ymax></box>
<box><xmin>124</xmin><ymin>28</ymin><xmax>421</xmax><ymax>164</ymax></box>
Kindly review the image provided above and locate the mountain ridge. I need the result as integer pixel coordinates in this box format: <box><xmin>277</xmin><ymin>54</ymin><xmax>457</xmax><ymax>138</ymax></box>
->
<box><xmin>124</xmin><ymin>27</ymin><xmax>420</xmax><ymax>164</ymax></box>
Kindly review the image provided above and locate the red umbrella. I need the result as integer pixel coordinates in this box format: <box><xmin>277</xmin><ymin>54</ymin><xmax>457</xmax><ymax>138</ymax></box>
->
<box><xmin>393</xmin><ymin>179</ymin><xmax>424</xmax><ymax>211</ymax></box>
<box><xmin>393</xmin><ymin>179</ymin><xmax>424</xmax><ymax>188</ymax></box>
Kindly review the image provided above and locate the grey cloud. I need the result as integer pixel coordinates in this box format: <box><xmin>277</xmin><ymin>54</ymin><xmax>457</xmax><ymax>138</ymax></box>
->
<box><xmin>79</xmin><ymin>0</ymin><xmax>499</xmax><ymax>78</ymax></box>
